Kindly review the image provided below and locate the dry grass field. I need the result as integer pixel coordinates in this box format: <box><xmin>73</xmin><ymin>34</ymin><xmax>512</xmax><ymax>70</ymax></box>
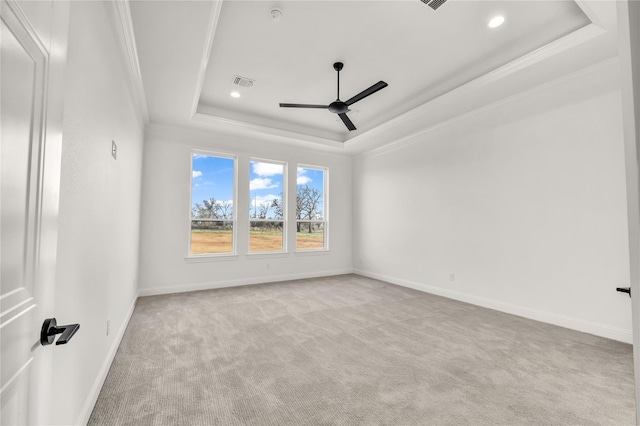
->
<box><xmin>190</xmin><ymin>230</ymin><xmax>324</xmax><ymax>254</ymax></box>
<box><xmin>294</xmin><ymin>232</ymin><xmax>324</xmax><ymax>250</ymax></box>
<box><xmin>190</xmin><ymin>230</ymin><xmax>233</xmax><ymax>254</ymax></box>
<box><xmin>249</xmin><ymin>230</ymin><xmax>283</xmax><ymax>252</ymax></box>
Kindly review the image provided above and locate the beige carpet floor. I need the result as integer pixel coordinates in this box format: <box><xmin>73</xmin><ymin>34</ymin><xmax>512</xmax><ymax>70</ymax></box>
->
<box><xmin>89</xmin><ymin>274</ymin><xmax>635</xmax><ymax>425</ymax></box>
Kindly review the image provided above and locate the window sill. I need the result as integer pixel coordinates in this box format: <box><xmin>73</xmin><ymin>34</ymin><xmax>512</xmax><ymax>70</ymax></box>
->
<box><xmin>294</xmin><ymin>250</ymin><xmax>330</xmax><ymax>257</ymax></box>
<box><xmin>185</xmin><ymin>254</ymin><xmax>239</xmax><ymax>263</ymax></box>
<box><xmin>245</xmin><ymin>252</ymin><xmax>290</xmax><ymax>260</ymax></box>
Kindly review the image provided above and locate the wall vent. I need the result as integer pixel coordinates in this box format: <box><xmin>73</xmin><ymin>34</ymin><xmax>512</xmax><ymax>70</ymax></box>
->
<box><xmin>420</xmin><ymin>0</ymin><xmax>448</xmax><ymax>10</ymax></box>
<box><xmin>232</xmin><ymin>75</ymin><xmax>255</xmax><ymax>88</ymax></box>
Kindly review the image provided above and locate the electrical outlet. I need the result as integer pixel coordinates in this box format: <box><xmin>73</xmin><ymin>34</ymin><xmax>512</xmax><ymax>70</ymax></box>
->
<box><xmin>449</xmin><ymin>273</ymin><xmax>455</xmax><ymax>282</ymax></box>
<box><xmin>266</xmin><ymin>263</ymin><xmax>271</xmax><ymax>270</ymax></box>
<box><xmin>106</xmin><ymin>319</ymin><xmax>111</xmax><ymax>336</ymax></box>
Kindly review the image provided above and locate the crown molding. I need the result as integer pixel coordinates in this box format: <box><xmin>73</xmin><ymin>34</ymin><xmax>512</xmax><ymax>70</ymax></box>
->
<box><xmin>575</xmin><ymin>0</ymin><xmax>607</xmax><ymax>29</ymax></box>
<box><xmin>191</xmin><ymin>112</ymin><xmax>345</xmax><ymax>148</ymax></box>
<box><xmin>111</xmin><ymin>0</ymin><xmax>149</xmax><ymax>124</ymax></box>
<box><xmin>346</xmin><ymin>20</ymin><xmax>607</xmax><ymax>151</ymax></box>
<box><xmin>357</xmin><ymin>56</ymin><xmax>619</xmax><ymax>160</ymax></box>
<box><xmin>4</xmin><ymin>0</ymin><xmax>48</xmax><ymax>55</ymax></box>
<box><xmin>145</xmin><ymin>122</ymin><xmax>352</xmax><ymax>157</ymax></box>
<box><xmin>190</xmin><ymin>0</ymin><xmax>224</xmax><ymax>119</ymax></box>
<box><xmin>460</xmin><ymin>23</ymin><xmax>605</xmax><ymax>91</ymax></box>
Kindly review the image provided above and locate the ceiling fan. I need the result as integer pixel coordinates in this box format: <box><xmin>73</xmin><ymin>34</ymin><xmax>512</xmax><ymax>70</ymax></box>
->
<box><xmin>279</xmin><ymin>62</ymin><xmax>388</xmax><ymax>131</ymax></box>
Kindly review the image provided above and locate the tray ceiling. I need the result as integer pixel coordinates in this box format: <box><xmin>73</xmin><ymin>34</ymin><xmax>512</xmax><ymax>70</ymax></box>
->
<box><xmin>128</xmin><ymin>1</ymin><xmax>618</xmax><ymax>151</ymax></box>
<box><xmin>197</xmin><ymin>1</ymin><xmax>590</xmax><ymax>141</ymax></box>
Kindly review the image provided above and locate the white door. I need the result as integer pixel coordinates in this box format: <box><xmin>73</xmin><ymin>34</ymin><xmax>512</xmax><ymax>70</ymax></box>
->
<box><xmin>0</xmin><ymin>0</ymin><xmax>69</xmax><ymax>424</ymax></box>
<box><xmin>618</xmin><ymin>1</ymin><xmax>640</xmax><ymax>423</ymax></box>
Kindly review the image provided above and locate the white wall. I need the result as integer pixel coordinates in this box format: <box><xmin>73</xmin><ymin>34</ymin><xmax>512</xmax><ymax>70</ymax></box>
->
<box><xmin>354</xmin><ymin>59</ymin><xmax>633</xmax><ymax>343</ymax></box>
<box><xmin>138</xmin><ymin>125</ymin><xmax>352</xmax><ymax>295</ymax></box>
<box><xmin>52</xmin><ymin>2</ymin><xmax>144</xmax><ymax>424</ymax></box>
<box><xmin>37</xmin><ymin>3</ymin><xmax>632</xmax><ymax>424</ymax></box>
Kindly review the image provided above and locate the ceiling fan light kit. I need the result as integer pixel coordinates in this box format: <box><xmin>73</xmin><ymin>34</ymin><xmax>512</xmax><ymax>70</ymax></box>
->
<box><xmin>279</xmin><ymin>62</ymin><xmax>388</xmax><ymax>131</ymax></box>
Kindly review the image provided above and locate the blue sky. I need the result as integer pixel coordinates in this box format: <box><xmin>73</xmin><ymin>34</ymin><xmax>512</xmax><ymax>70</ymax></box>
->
<box><xmin>249</xmin><ymin>164</ymin><xmax>325</xmax><ymax>218</ymax></box>
<box><xmin>192</xmin><ymin>154</ymin><xmax>325</xmax><ymax>216</ymax></box>
<box><xmin>296</xmin><ymin>166</ymin><xmax>324</xmax><ymax>217</ymax></box>
<box><xmin>191</xmin><ymin>155</ymin><xmax>234</xmax><ymax>210</ymax></box>
<box><xmin>249</xmin><ymin>161</ymin><xmax>283</xmax><ymax>218</ymax></box>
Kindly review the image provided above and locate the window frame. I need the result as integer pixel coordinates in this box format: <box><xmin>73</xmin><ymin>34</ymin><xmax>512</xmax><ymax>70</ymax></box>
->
<box><xmin>295</xmin><ymin>164</ymin><xmax>328</xmax><ymax>252</ymax></box>
<box><xmin>248</xmin><ymin>158</ymin><xmax>287</xmax><ymax>254</ymax></box>
<box><xmin>187</xmin><ymin>150</ymin><xmax>238</xmax><ymax>258</ymax></box>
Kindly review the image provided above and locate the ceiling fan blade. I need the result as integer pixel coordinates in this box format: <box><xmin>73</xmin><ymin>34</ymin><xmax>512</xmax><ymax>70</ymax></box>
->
<box><xmin>338</xmin><ymin>113</ymin><xmax>356</xmax><ymax>131</ymax></box>
<box><xmin>279</xmin><ymin>103</ymin><xmax>329</xmax><ymax>109</ymax></box>
<box><xmin>345</xmin><ymin>81</ymin><xmax>388</xmax><ymax>106</ymax></box>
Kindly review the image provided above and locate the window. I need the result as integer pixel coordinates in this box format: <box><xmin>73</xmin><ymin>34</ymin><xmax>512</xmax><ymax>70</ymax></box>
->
<box><xmin>190</xmin><ymin>153</ymin><xmax>235</xmax><ymax>255</ymax></box>
<box><xmin>296</xmin><ymin>166</ymin><xmax>327</xmax><ymax>251</ymax></box>
<box><xmin>249</xmin><ymin>160</ymin><xmax>285</xmax><ymax>252</ymax></box>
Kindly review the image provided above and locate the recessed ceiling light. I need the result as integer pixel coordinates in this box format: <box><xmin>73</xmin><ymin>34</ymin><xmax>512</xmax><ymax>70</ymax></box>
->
<box><xmin>230</xmin><ymin>91</ymin><xmax>241</xmax><ymax>98</ymax></box>
<box><xmin>488</xmin><ymin>15</ymin><xmax>505</xmax><ymax>28</ymax></box>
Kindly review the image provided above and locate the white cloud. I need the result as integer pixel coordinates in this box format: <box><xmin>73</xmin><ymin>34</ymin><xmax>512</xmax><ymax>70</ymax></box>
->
<box><xmin>297</xmin><ymin>175</ymin><xmax>311</xmax><ymax>185</ymax></box>
<box><xmin>251</xmin><ymin>194</ymin><xmax>280</xmax><ymax>206</ymax></box>
<box><xmin>252</xmin><ymin>162</ymin><xmax>283</xmax><ymax>177</ymax></box>
<box><xmin>192</xmin><ymin>154</ymin><xmax>208</xmax><ymax>160</ymax></box>
<box><xmin>297</xmin><ymin>168</ymin><xmax>312</xmax><ymax>185</ymax></box>
<box><xmin>250</xmin><ymin>177</ymin><xmax>279</xmax><ymax>190</ymax></box>
<box><xmin>192</xmin><ymin>170</ymin><xmax>202</xmax><ymax>178</ymax></box>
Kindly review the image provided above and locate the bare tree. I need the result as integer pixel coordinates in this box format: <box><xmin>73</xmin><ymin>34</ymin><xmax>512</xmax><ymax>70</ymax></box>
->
<box><xmin>296</xmin><ymin>185</ymin><xmax>322</xmax><ymax>232</ymax></box>
<box><xmin>217</xmin><ymin>201</ymin><xmax>233</xmax><ymax>219</ymax></box>
<box><xmin>250</xmin><ymin>195</ymin><xmax>281</xmax><ymax>220</ymax></box>
<box><xmin>193</xmin><ymin>198</ymin><xmax>220</xmax><ymax>219</ymax></box>
<box><xmin>272</xmin><ymin>197</ymin><xmax>283</xmax><ymax>220</ymax></box>
<box><xmin>193</xmin><ymin>198</ymin><xmax>233</xmax><ymax>220</ymax></box>
<box><xmin>257</xmin><ymin>203</ymin><xmax>269</xmax><ymax>219</ymax></box>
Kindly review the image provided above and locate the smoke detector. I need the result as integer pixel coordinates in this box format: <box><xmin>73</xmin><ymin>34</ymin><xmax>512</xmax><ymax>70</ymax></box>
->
<box><xmin>270</xmin><ymin>8</ymin><xmax>283</xmax><ymax>21</ymax></box>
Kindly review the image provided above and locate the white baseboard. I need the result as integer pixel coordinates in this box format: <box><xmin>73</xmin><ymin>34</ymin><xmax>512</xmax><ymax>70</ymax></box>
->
<box><xmin>354</xmin><ymin>269</ymin><xmax>633</xmax><ymax>344</ymax></box>
<box><xmin>77</xmin><ymin>296</ymin><xmax>138</xmax><ymax>425</ymax></box>
<box><xmin>138</xmin><ymin>268</ymin><xmax>355</xmax><ymax>297</ymax></box>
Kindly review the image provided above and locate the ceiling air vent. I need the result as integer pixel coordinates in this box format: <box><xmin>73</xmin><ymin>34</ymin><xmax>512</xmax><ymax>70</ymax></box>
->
<box><xmin>420</xmin><ymin>0</ymin><xmax>448</xmax><ymax>10</ymax></box>
<box><xmin>232</xmin><ymin>75</ymin><xmax>255</xmax><ymax>88</ymax></box>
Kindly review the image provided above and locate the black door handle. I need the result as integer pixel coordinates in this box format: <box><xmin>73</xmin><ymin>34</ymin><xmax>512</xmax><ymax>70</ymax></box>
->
<box><xmin>617</xmin><ymin>287</ymin><xmax>631</xmax><ymax>298</ymax></box>
<box><xmin>40</xmin><ymin>318</ymin><xmax>80</xmax><ymax>346</ymax></box>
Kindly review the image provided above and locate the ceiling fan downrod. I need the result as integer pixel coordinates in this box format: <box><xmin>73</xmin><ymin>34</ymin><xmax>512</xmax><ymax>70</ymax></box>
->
<box><xmin>329</xmin><ymin>62</ymin><xmax>348</xmax><ymax>114</ymax></box>
<box><xmin>334</xmin><ymin>61</ymin><xmax>343</xmax><ymax>100</ymax></box>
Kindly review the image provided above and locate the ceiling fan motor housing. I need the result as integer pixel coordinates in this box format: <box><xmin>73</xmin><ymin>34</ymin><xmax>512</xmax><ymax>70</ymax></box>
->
<box><xmin>328</xmin><ymin>101</ymin><xmax>348</xmax><ymax>114</ymax></box>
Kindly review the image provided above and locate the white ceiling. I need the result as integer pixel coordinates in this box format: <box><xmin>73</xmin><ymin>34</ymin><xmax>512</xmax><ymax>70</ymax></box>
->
<box><xmin>129</xmin><ymin>0</ymin><xmax>619</xmax><ymax>153</ymax></box>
